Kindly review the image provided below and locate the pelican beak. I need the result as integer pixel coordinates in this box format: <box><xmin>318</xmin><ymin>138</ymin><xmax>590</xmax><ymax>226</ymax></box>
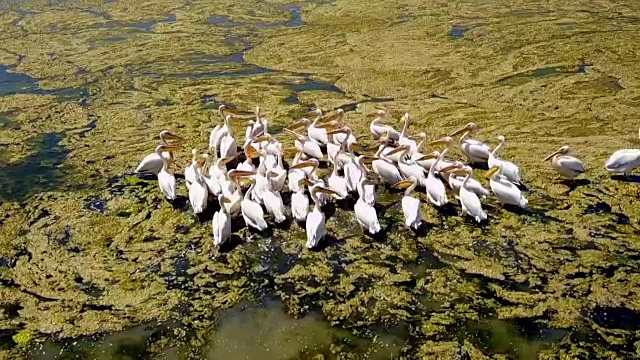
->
<box><xmin>289</xmin><ymin>161</ymin><xmax>317</xmax><ymax>170</ymax></box>
<box><xmin>452</xmin><ymin>168</ymin><xmax>469</xmax><ymax>176</ymax></box>
<box><xmin>160</xmin><ymin>145</ymin><xmax>181</xmax><ymax>152</ymax></box>
<box><xmin>221</xmin><ymin>196</ymin><xmax>232</xmax><ymax>203</ymax></box>
<box><xmin>428</xmin><ymin>137</ymin><xmax>453</xmax><ymax>147</ymax></box>
<box><xmin>248</xmin><ymin>152</ymin><xmax>262</xmax><ymax>159</ymax></box>
<box><xmin>386</xmin><ymin>145</ymin><xmax>408</xmax><ymax>156</ymax></box>
<box><xmin>326</xmin><ymin>128</ymin><xmax>347</xmax><ymax>135</ymax></box>
<box><xmin>304</xmin><ymin>109</ymin><xmax>322</xmax><ymax>118</ymax></box>
<box><xmin>287</xmin><ymin>119</ymin><xmax>308</xmax><ymax>131</ymax></box>
<box><xmin>230</xmin><ymin>170</ymin><xmax>257</xmax><ymax>178</ymax></box>
<box><xmin>415</xmin><ymin>153</ymin><xmax>437</xmax><ymax>161</ymax></box>
<box><xmin>252</xmin><ymin>135</ymin><xmax>271</xmax><ymax>143</ymax></box>
<box><xmin>321</xmin><ymin>112</ymin><xmax>341</xmax><ymax>122</ymax></box>
<box><xmin>245</xmin><ymin>144</ymin><xmax>257</xmax><ymax>154</ymax></box>
<box><xmin>543</xmin><ymin>150</ymin><xmax>561</xmax><ymax>162</ymax></box>
<box><xmin>315</xmin><ymin>187</ymin><xmax>341</xmax><ymax>198</ymax></box>
<box><xmin>351</xmin><ymin>142</ymin><xmax>361</xmax><ymax>151</ymax></box>
<box><xmin>220</xmin><ymin>156</ymin><xmax>235</xmax><ymax>164</ymax></box>
<box><xmin>450</xmin><ymin>125</ymin><xmax>470</xmax><ymax>137</ymax></box>
<box><xmin>359</xmin><ymin>156</ymin><xmax>379</xmax><ymax>164</ymax></box>
<box><xmin>164</xmin><ymin>132</ymin><xmax>187</xmax><ymax>142</ymax></box>
<box><xmin>391</xmin><ymin>179</ymin><xmax>413</xmax><ymax>189</ymax></box>
<box><xmin>485</xmin><ymin>166</ymin><xmax>500</xmax><ymax>178</ymax></box>
<box><xmin>298</xmin><ymin>179</ymin><xmax>314</xmax><ymax>187</ymax></box>
<box><xmin>439</xmin><ymin>164</ymin><xmax>460</xmax><ymax>173</ymax></box>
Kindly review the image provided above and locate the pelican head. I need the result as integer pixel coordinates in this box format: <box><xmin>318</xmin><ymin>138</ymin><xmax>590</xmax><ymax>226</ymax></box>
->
<box><xmin>366</xmin><ymin>109</ymin><xmax>386</xmax><ymax>119</ymax></box>
<box><xmin>543</xmin><ymin>145</ymin><xmax>570</xmax><ymax>162</ymax></box>
<box><xmin>497</xmin><ymin>135</ymin><xmax>506</xmax><ymax>143</ymax></box>
<box><xmin>159</xmin><ymin>130</ymin><xmax>187</xmax><ymax>143</ymax></box>
<box><xmin>450</xmin><ymin>122</ymin><xmax>478</xmax><ymax>137</ymax></box>
<box><xmin>287</xmin><ymin>118</ymin><xmax>311</xmax><ymax>131</ymax></box>
<box><xmin>155</xmin><ymin>144</ymin><xmax>181</xmax><ymax>156</ymax></box>
<box><xmin>289</xmin><ymin>161</ymin><xmax>319</xmax><ymax>172</ymax></box>
<box><xmin>428</xmin><ymin>136</ymin><xmax>454</xmax><ymax>148</ymax></box>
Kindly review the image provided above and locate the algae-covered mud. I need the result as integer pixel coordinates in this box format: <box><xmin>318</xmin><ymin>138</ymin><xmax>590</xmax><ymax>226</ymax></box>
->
<box><xmin>1</xmin><ymin>0</ymin><xmax>640</xmax><ymax>358</ymax></box>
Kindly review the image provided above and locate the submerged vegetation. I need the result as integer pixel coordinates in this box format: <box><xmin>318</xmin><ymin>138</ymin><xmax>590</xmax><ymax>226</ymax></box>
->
<box><xmin>1</xmin><ymin>0</ymin><xmax>640</xmax><ymax>358</ymax></box>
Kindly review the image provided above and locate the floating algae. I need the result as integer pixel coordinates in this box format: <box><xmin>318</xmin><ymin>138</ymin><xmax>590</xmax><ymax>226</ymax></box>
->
<box><xmin>1</xmin><ymin>0</ymin><xmax>640</xmax><ymax>358</ymax></box>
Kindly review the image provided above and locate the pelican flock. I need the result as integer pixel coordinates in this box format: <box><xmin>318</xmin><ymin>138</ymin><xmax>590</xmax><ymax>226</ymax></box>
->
<box><xmin>132</xmin><ymin>105</ymin><xmax>633</xmax><ymax>249</ymax></box>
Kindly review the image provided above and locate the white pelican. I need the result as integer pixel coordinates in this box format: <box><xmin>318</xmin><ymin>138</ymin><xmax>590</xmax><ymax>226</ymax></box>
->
<box><xmin>134</xmin><ymin>130</ymin><xmax>185</xmax><ymax>175</ymax></box>
<box><xmin>355</xmin><ymin>177</ymin><xmax>381</xmax><ymax>234</ymax></box>
<box><xmin>440</xmin><ymin>162</ymin><xmax>490</xmax><ymax>198</ymax></box>
<box><xmin>486</xmin><ymin>165</ymin><xmax>528</xmax><ymax>208</ymax></box>
<box><xmin>188</xmin><ymin>164</ymin><xmax>208</xmax><ymax>214</ymax></box>
<box><xmin>326</xmin><ymin>128</ymin><xmax>343</xmax><ymax>167</ymax></box>
<box><xmin>396</xmin><ymin>146</ymin><xmax>427</xmax><ymax>187</ymax></box>
<box><xmin>343</xmin><ymin>142</ymin><xmax>363</xmax><ymax>193</ymax></box>
<box><xmin>155</xmin><ymin>145</ymin><xmax>180</xmax><ymax>200</ymax></box>
<box><xmin>292</xmin><ymin>179</ymin><xmax>310</xmax><ymax>222</ymax></box>
<box><xmin>488</xmin><ymin>135</ymin><xmax>522</xmax><ymax>185</ymax></box>
<box><xmin>450</xmin><ymin>122</ymin><xmax>491</xmax><ymax>163</ymax></box>
<box><xmin>358</xmin><ymin>158</ymin><xmax>377</xmax><ymax>206</ymax></box>
<box><xmin>370</xmin><ymin>145</ymin><xmax>405</xmax><ymax>185</ymax></box>
<box><xmin>287</xmin><ymin>150</ymin><xmax>309</xmax><ymax>193</ymax></box>
<box><xmin>250</xmin><ymin>106</ymin><xmax>267</xmax><ymax>139</ymax></box>
<box><xmin>236</xmin><ymin>141</ymin><xmax>258</xmax><ymax>172</ymax></box>
<box><xmin>326</xmin><ymin>109</ymin><xmax>357</xmax><ymax>147</ymax></box>
<box><xmin>392</xmin><ymin>176</ymin><xmax>422</xmax><ymax>229</ymax></box>
<box><xmin>209</xmin><ymin>105</ymin><xmax>237</xmax><ymax>151</ymax></box>
<box><xmin>241</xmin><ymin>177</ymin><xmax>268</xmax><ymax>231</ymax></box>
<box><xmin>219</xmin><ymin>114</ymin><xmax>240</xmax><ymax>159</ymax></box>
<box><xmin>605</xmin><ymin>129</ymin><xmax>640</xmax><ymax>176</ymax></box>
<box><xmin>212</xmin><ymin>194</ymin><xmax>232</xmax><ymax>246</ymax></box>
<box><xmin>543</xmin><ymin>145</ymin><xmax>587</xmax><ymax>180</ymax></box>
<box><xmin>327</xmin><ymin>158</ymin><xmax>349</xmax><ymax>198</ymax></box>
<box><xmin>284</xmin><ymin>128</ymin><xmax>323</xmax><ymax>159</ymax></box>
<box><xmin>288</xmin><ymin>110</ymin><xmax>329</xmax><ymax>145</ymax></box>
<box><xmin>398</xmin><ymin>113</ymin><xmax>418</xmax><ymax>155</ymax></box>
<box><xmin>263</xmin><ymin>175</ymin><xmax>286</xmax><ymax>223</ymax></box>
<box><xmin>305</xmin><ymin>182</ymin><xmax>341</xmax><ymax>248</ymax></box>
<box><xmin>377</xmin><ymin>132</ymin><xmax>404</xmax><ymax>164</ymax></box>
<box><xmin>605</xmin><ymin>150</ymin><xmax>640</xmax><ymax>176</ymax></box>
<box><xmin>456</xmin><ymin>167</ymin><xmax>487</xmax><ymax>222</ymax></box>
<box><xmin>424</xmin><ymin>140</ymin><xmax>449</xmax><ymax>207</ymax></box>
<box><xmin>267</xmin><ymin>143</ymin><xmax>287</xmax><ymax>192</ymax></box>
<box><xmin>200</xmin><ymin>154</ymin><xmax>221</xmax><ymax>196</ymax></box>
<box><xmin>367</xmin><ymin>109</ymin><xmax>400</xmax><ymax>141</ymax></box>
<box><xmin>184</xmin><ymin>148</ymin><xmax>198</xmax><ymax>190</ymax></box>
<box><xmin>212</xmin><ymin>157</ymin><xmax>235</xmax><ymax>196</ymax></box>
<box><xmin>223</xmin><ymin>169</ymin><xmax>255</xmax><ymax>216</ymax></box>
<box><xmin>251</xmin><ymin>158</ymin><xmax>270</xmax><ymax>205</ymax></box>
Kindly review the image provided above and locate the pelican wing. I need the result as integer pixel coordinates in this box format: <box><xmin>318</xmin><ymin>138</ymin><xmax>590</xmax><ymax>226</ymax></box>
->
<box><xmin>606</xmin><ymin>150</ymin><xmax>640</xmax><ymax>170</ymax></box>
<box><xmin>135</xmin><ymin>153</ymin><xmax>163</xmax><ymax>174</ymax></box>
<box><xmin>557</xmin><ymin>155</ymin><xmax>586</xmax><ymax>173</ymax></box>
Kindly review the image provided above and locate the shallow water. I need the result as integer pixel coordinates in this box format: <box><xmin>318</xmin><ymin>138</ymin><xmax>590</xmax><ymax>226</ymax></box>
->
<box><xmin>1</xmin><ymin>0</ymin><xmax>640</xmax><ymax>359</ymax></box>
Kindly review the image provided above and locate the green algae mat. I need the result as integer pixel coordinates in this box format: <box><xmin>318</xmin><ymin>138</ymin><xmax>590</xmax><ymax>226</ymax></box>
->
<box><xmin>1</xmin><ymin>0</ymin><xmax>640</xmax><ymax>358</ymax></box>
